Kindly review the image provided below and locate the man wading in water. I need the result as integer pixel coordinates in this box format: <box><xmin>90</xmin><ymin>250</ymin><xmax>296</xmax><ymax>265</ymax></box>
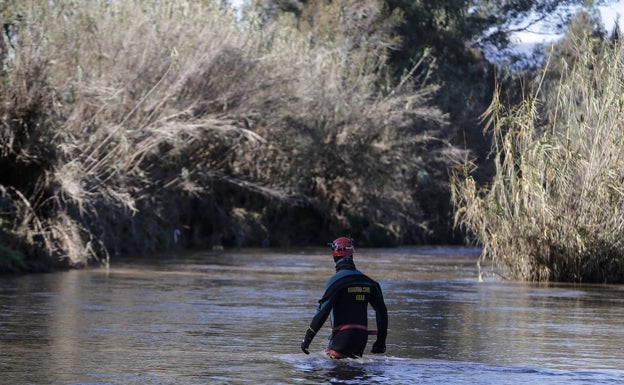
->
<box><xmin>300</xmin><ymin>237</ymin><xmax>388</xmax><ymax>359</ymax></box>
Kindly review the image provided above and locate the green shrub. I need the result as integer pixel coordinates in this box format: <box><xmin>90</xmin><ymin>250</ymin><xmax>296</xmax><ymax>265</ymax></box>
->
<box><xmin>0</xmin><ymin>244</ymin><xmax>26</xmax><ymax>273</ymax></box>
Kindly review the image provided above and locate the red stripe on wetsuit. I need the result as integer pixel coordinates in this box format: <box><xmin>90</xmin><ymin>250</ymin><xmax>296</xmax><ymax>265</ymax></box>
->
<box><xmin>332</xmin><ymin>323</ymin><xmax>377</xmax><ymax>335</ymax></box>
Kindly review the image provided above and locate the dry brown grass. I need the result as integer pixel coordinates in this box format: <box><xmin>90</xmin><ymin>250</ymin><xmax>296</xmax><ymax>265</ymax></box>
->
<box><xmin>451</xmin><ymin>35</ymin><xmax>624</xmax><ymax>283</ymax></box>
<box><xmin>1</xmin><ymin>0</ymin><xmax>460</xmax><ymax>270</ymax></box>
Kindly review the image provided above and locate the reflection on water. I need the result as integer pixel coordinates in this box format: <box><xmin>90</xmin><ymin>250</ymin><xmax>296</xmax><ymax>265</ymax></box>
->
<box><xmin>1</xmin><ymin>246</ymin><xmax>624</xmax><ymax>384</ymax></box>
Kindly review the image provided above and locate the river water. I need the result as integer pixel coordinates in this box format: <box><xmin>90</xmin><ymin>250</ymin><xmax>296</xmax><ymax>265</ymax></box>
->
<box><xmin>1</xmin><ymin>246</ymin><xmax>623</xmax><ymax>384</ymax></box>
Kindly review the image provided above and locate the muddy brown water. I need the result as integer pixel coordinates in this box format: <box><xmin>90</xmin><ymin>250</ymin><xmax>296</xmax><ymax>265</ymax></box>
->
<box><xmin>1</xmin><ymin>246</ymin><xmax>623</xmax><ymax>384</ymax></box>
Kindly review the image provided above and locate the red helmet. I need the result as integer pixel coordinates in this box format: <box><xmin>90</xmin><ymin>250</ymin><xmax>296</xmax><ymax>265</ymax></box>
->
<box><xmin>329</xmin><ymin>237</ymin><xmax>355</xmax><ymax>257</ymax></box>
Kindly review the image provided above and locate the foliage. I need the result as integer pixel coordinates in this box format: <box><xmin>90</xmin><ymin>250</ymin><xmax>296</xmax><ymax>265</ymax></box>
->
<box><xmin>0</xmin><ymin>0</ymin><xmax>461</xmax><ymax>270</ymax></box>
<box><xmin>379</xmin><ymin>1</ymin><xmax>612</xmax><ymax>185</ymax></box>
<box><xmin>451</xmin><ymin>19</ymin><xmax>624</xmax><ymax>283</ymax></box>
<box><xmin>0</xmin><ymin>243</ymin><xmax>26</xmax><ymax>273</ymax></box>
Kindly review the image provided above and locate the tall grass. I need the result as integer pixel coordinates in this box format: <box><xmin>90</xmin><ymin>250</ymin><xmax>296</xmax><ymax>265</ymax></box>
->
<box><xmin>1</xmin><ymin>0</ymin><xmax>459</xmax><ymax>271</ymax></box>
<box><xmin>451</xmin><ymin>35</ymin><xmax>624</xmax><ymax>283</ymax></box>
<box><xmin>2</xmin><ymin>0</ymin><xmax>256</xmax><ymax>269</ymax></box>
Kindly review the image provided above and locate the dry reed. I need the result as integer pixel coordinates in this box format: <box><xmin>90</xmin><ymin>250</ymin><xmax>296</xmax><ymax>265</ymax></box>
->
<box><xmin>451</xmin><ymin>34</ymin><xmax>624</xmax><ymax>283</ymax></box>
<box><xmin>1</xmin><ymin>0</ymin><xmax>460</xmax><ymax>270</ymax></box>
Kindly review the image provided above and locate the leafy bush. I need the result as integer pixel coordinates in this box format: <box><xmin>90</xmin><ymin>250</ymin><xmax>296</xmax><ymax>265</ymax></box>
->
<box><xmin>0</xmin><ymin>243</ymin><xmax>26</xmax><ymax>273</ymax></box>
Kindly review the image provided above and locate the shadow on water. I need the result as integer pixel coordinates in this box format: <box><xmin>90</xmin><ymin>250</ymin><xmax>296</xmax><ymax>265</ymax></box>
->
<box><xmin>1</xmin><ymin>246</ymin><xmax>624</xmax><ymax>384</ymax></box>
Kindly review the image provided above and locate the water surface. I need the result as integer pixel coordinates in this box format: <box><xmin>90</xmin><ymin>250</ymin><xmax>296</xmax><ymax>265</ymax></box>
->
<box><xmin>1</xmin><ymin>247</ymin><xmax>623</xmax><ymax>384</ymax></box>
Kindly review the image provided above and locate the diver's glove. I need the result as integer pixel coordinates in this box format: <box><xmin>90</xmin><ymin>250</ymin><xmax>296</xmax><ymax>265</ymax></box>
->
<box><xmin>300</xmin><ymin>327</ymin><xmax>316</xmax><ymax>354</ymax></box>
<box><xmin>371</xmin><ymin>339</ymin><xmax>386</xmax><ymax>354</ymax></box>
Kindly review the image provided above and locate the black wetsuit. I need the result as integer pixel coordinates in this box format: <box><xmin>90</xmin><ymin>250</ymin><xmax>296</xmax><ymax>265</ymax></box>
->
<box><xmin>306</xmin><ymin>256</ymin><xmax>388</xmax><ymax>357</ymax></box>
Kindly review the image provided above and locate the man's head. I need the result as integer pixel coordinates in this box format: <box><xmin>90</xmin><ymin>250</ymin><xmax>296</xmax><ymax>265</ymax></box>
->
<box><xmin>329</xmin><ymin>237</ymin><xmax>354</xmax><ymax>262</ymax></box>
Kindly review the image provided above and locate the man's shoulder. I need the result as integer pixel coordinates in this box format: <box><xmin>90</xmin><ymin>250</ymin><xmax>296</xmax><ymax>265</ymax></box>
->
<box><xmin>325</xmin><ymin>269</ymin><xmax>362</xmax><ymax>287</ymax></box>
<box><xmin>325</xmin><ymin>269</ymin><xmax>381</xmax><ymax>288</ymax></box>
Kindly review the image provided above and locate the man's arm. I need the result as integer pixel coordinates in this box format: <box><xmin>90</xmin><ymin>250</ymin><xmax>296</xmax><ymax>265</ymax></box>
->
<box><xmin>370</xmin><ymin>283</ymin><xmax>388</xmax><ymax>353</ymax></box>
<box><xmin>301</xmin><ymin>292</ymin><xmax>334</xmax><ymax>354</ymax></box>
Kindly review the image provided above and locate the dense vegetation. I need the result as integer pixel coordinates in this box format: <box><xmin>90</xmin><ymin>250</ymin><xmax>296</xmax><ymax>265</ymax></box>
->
<box><xmin>1</xmin><ymin>0</ymin><xmax>462</xmax><ymax>272</ymax></box>
<box><xmin>2</xmin><ymin>0</ymin><xmax>623</xmax><ymax>282</ymax></box>
<box><xmin>452</xmin><ymin>10</ymin><xmax>624</xmax><ymax>283</ymax></box>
